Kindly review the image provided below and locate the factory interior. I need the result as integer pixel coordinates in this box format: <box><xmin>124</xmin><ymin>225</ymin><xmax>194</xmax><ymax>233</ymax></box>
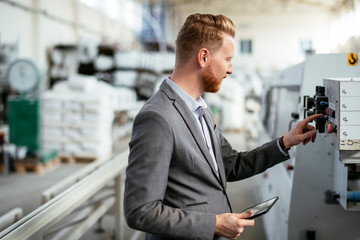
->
<box><xmin>1</xmin><ymin>0</ymin><xmax>360</xmax><ymax>239</ymax></box>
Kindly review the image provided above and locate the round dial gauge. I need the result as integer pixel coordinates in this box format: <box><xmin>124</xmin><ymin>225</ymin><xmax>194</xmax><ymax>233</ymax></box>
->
<box><xmin>7</xmin><ymin>59</ymin><xmax>39</xmax><ymax>93</ymax></box>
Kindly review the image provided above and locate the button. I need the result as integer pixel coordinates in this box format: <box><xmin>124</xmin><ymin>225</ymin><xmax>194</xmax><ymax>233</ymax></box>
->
<box><xmin>326</xmin><ymin>108</ymin><xmax>335</xmax><ymax>118</ymax></box>
<box><xmin>331</xmin><ymin>109</ymin><xmax>335</xmax><ymax>118</ymax></box>
<box><xmin>320</xmin><ymin>101</ymin><xmax>328</xmax><ymax>107</ymax></box>
<box><xmin>327</xmin><ymin>124</ymin><xmax>334</xmax><ymax>134</ymax></box>
<box><xmin>326</xmin><ymin>108</ymin><xmax>330</xmax><ymax>115</ymax></box>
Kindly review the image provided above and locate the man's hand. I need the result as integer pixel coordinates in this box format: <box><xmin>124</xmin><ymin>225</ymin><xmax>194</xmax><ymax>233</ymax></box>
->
<box><xmin>215</xmin><ymin>211</ymin><xmax>255</xmax><ymax>240</ymax></box>
<box><xmin>283</xmin><ymin>114</ymin><xmax>323</xmax><ymax>149</ymax></box>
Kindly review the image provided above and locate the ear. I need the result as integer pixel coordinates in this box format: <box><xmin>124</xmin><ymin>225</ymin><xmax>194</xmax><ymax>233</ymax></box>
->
<box><xmin>197</xmin><ymin>48</ymin><xmax>210</xmax><ymax>68</ymax></box>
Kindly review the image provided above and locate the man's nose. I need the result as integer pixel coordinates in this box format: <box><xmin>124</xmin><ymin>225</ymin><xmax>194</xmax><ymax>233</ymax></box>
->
<box><xmin>227</xmin><ymin>63</ymin><xmax>233</xmax><ymax>75</ymax></box>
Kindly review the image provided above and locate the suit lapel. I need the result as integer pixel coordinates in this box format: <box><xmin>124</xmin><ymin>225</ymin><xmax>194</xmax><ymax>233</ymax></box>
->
<box><xmin>173</xmin><ymin>100</ymin><xmax>221</xmax><ymax>178</ymax></box>
<box><xmin>160</xmin><ymin>81</ymin><xmax>222</xmax><ymax>182</ymax></box>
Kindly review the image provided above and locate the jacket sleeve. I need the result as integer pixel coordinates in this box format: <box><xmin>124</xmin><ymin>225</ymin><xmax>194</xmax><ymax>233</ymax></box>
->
<box><xmin>124</xmin><ymin>110</ymin><xmax>216</xmax><ymax>240</ymax></box>
<box><xmin>217</xmin><ymin>131</ymin><xmax>290</xmax><ymax>182</ymax></box>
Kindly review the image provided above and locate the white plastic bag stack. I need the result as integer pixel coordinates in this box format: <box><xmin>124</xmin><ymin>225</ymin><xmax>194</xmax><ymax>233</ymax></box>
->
<box><xmin>41</xmin><ymin>74</ymin><xmax>115</xmax><ymax>159</ymax></box>
<box><xmin>114</xmin><ymin>51</ymin><xmax>175</xmax><ymax>73</ymax></box>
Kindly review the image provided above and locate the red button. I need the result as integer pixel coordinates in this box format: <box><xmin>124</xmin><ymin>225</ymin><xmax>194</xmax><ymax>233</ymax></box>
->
<box><xmin>327</xmin><ymin>124</ymin><xmax>334</xmax><ymax>133</ymax></box>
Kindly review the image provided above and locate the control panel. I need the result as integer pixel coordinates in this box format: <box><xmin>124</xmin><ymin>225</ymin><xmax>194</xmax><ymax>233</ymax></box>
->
<box><xmin>304</xmin><ymin>78</ymin><xmax>360</xmax><ymax>151</ymax></box>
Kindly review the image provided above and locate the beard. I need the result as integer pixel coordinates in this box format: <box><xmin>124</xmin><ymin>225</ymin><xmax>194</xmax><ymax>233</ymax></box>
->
<box><xmin>200</xmin><ymin>65</ymin><xmax>226</xmax><ymax>93</ymax></box>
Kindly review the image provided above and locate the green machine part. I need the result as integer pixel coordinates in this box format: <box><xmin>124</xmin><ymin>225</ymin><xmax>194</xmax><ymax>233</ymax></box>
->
<box><xmin>8</xmin><ymin>97</ymin><xmax>40</xmax><ymax>152</ymax></box>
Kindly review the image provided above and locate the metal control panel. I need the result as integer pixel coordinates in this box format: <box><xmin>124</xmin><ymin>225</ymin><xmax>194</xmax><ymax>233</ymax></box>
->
<box><xmin>324</xmin><ymin>78</ymin><xmax>360</xmax><ymax>151</ymax></box>
<box><xmin>304</xmin><ymin>78</ymin><xmax>360</xmax><ymax>152</ymax></box>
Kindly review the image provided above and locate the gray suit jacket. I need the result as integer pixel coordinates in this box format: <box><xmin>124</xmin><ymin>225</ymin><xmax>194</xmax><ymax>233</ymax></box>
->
<box><xmin>124</xmin><ymin>81</ymin><xmax>289</xmax><ymax>240</ymax></box>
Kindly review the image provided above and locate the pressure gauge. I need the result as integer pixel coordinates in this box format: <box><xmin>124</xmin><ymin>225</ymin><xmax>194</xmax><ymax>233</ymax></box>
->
<box><xmin>7</xmin><ymin>59</ymin><xmax>40</xmax><ymax>93</ymax></box>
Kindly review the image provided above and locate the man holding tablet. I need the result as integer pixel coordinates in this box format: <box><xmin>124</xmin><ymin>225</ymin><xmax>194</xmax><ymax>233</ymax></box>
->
<box><xmin>124</xmin><ymin>13</ymin><xmax>321</xmax><ymax>240</ymax></box>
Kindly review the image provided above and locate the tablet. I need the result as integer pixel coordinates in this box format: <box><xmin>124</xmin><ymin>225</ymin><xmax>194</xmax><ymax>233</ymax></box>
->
<box><xmin>240</xmin><ymin>196</ymin><xmax>279</xmax><ymax>219</ymax></box>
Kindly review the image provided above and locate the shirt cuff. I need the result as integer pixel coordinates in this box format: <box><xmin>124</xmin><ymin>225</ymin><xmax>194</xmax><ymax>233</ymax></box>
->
<box><xmin>277</xmin><ymin>138</ymin><xmax>289</xmax><ymax>156</ymax></box>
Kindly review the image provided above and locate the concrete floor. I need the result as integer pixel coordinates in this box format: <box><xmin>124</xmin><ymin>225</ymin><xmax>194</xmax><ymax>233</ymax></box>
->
<box><xmin>0</xmin><ymin>131</ymin><xmax>266</xmax><ymax>240</ymax></box>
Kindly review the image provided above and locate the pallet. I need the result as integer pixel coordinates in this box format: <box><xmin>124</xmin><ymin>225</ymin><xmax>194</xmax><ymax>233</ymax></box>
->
<box><xmin>0</xmin><ymin>160</ymin><xmax>12</xmax><ymax>173</ymax></box>
<box><xmin>13</xmin><ymin>157</ymin><xmax>60</xmax><ymax>174</ymax></box>
<box><xmin>60</xmin><ymin>155</ymin><xmax>98</xmax><ymax>164</ymax></box>
<box><xmin>0</xmin><ymin>164</ymin><xmax>11</xmax><ymax>173</ymax></box>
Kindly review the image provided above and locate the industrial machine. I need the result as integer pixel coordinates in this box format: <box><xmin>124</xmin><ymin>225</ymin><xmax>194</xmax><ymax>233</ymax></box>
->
<box><xmin>0</xmin><ymin>38</ymin><xmax>17</xmax><ymax>124</ymax></box>
<box><xmin>257</xmin><ymin>54</ymin><xmax>360</xmax><ymax>240</ymax></box>
<box><xmin>5</xmin><ymin>59</ymin><xmax>57</xmax><ymax>166</ymax></box>
<box><xmin>7</xmin><ymin>59</ymin><xmax>41</xmax><ymax>156</ymax></box>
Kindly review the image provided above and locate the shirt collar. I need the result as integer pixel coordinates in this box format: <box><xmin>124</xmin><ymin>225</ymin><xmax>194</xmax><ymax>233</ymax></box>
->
<box><xmin>165</xmin><ymin>77</ymin><xmax>208</xmax><ymax>117</ymax></box>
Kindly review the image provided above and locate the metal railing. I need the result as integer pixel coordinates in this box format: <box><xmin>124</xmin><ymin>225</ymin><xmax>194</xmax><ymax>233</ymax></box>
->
<box><xmin>41</xmin><ymin>155</ymin><xmax>110</xmax><ymax>204</ymax></box>
<box><xmin>0</xmin><ymin>150</ymin><xmax>136</xmax><ymax>240</ymax></box>
<box><xmin>0</xmin><ymin>208</ymin><xmax>23</xmax><ymax>232</ymax></box>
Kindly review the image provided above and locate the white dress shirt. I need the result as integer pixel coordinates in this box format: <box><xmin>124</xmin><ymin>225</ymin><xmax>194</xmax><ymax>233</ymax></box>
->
<box><xmin>165</xmin><ymin>78</ymin><xmax>219</xmax><ymax>176</ymax></box>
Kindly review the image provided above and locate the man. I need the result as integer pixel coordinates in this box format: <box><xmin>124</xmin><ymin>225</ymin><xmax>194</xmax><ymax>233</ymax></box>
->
<box><xmin>124</xmin><ymin>13</ymin><xmax>320</xmax><ymax>240</ymax></box>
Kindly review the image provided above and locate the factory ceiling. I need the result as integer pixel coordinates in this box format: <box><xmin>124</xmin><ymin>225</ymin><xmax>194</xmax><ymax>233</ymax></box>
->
<box><xmin>135</xmin><ymin>0</ymin><xmax>354</xmax><ymax>14</ymax></box>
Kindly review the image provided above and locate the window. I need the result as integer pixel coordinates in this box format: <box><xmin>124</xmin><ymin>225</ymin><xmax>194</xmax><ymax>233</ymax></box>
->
<box><xmin>141</xmin><ymin>3</ymin><xmax>165</xmax><ymax>42</ymax></box>
<box><xmin>77</xmin><ymin>0</ymin><xmax>142</xmax><ymax>33</ymax></box>
<box><xmin>300</xmin><ymin>39</ymin><xmax>314</xmax><ymax>55</ymax></box>
<box><xmin>240</xmin><ymin>39</ymin><xmax>252</xmax><ymax>54</ymax></box>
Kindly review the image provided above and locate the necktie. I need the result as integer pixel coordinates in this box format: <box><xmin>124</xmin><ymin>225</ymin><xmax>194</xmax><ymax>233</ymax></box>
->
<box><xmin>198</xmin><ymin>107</ymin><xmax>219</xmax><ymax>176</ymax></box>
<box><xmin>198</xmin><ymin>107</ymin><xmax>210</xmax><ymax>149</ymax></box>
